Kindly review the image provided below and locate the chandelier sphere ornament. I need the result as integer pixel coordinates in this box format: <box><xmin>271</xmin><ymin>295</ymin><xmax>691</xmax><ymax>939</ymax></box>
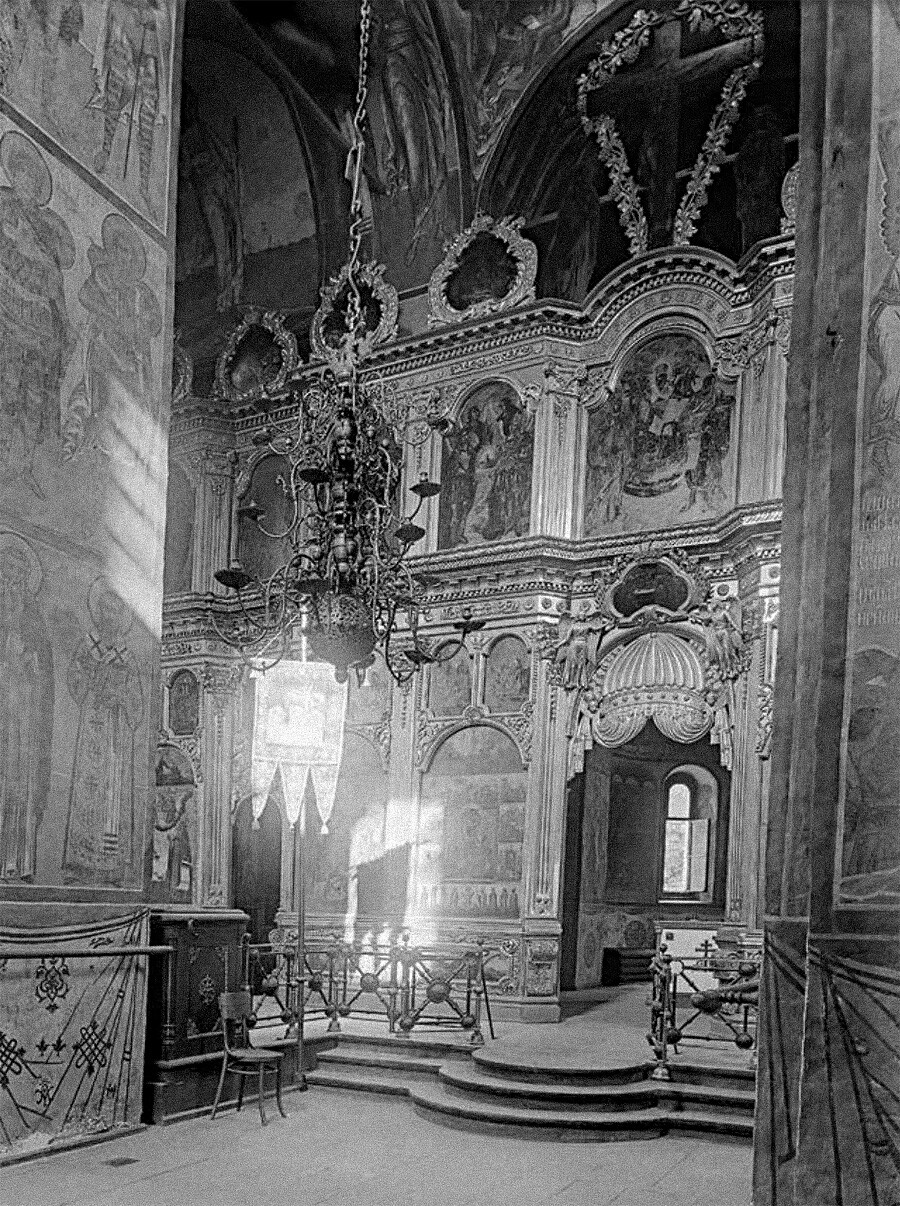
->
<box><xmin>211</xmin><ymin>0</ymin><xmax>484</xmax><ymax>682</ymax></box>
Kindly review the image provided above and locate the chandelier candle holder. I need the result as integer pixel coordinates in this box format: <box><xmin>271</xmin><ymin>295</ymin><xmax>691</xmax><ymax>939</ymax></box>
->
<box><xmin>211</xmin><ymin>0</ymin><xmax>484</xmax><ymax>683</ymax></box>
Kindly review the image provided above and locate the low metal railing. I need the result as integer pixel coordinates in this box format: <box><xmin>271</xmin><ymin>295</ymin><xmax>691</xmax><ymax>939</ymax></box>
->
<box><xmin>647</xmin><ymin>943</ymin><xmax>760</xmax><ymax>1078</ymax></box>
<box><xmin>243</xmin><ymin>932</ymin><xmax>496</xmax><ymax>1045</ymax></box>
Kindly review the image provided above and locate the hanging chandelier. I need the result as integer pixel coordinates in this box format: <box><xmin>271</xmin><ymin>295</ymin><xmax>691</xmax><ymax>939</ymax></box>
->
<box><xmin>212</xmin><ymin>0</ymin><xmax>483</xmax><ymax>683</ymax></box>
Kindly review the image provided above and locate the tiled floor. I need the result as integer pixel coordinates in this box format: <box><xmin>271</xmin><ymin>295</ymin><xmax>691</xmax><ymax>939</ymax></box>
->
<box><xmin>1</xmin><ymin>1087</ymin><xmax>753</xmax><ymax>1206</ymax></box>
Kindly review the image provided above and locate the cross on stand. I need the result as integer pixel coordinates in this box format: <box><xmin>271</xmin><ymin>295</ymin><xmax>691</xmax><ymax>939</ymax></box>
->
<box><xmin>582</xmin><ymin>12</ymin><xmax>757</xmax><ymax>247</ymax></box>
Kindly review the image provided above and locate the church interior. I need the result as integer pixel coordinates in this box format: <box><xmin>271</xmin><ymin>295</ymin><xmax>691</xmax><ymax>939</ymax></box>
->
<box><xmin>0</xmin><ymin>1</ymin><xmax>898</xmax><ymax>1204</ymax></box>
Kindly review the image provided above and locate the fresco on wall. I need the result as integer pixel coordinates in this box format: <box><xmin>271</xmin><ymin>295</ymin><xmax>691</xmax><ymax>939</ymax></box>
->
<box><xmin>62</xmin><ymin>579</ymin><xmax>144</xmax><ymax>887</ymax></box>
<box><xmin>0</xmin><ymin>532</ymin><xmax>53</xmax><ymax>883</ymax></box>
<box><xmin>176</xmin><ymin>39</ymin><xmax>319</xmax><ymax>370</ymax></box>
<box><xmin>583</xmin><ymin>333</ymin><xmax>736</xmax><ymax>535</ymax></box>
<box><xmin>438</xmin><ymin>381</ymin><xmax>534</xmax><ymax>549</ymax></box>
<box><xmin>152</xmin><ymin>744</ymin><xmax>195</xmax><ymax>901</ymax></box>
<box><xmin>484</xmin><ymin>635</ymin><xmax>530</xmax><ymax>713</ymax></box>
<box><xmin>440</xmin><ymin>0</ymin><xmax>607</xmax><ymax>176</ymax></box>
<box><xmin>367</xmin><ymin>0</ymin><xmax>459</xmax><ymax>287</ymax></box>
<box><xmin>0</xmin><ymin>0</ymin><xmax>176</xmax><ymax>233</ymax></box>
<box><xmin>0</xmin><ymin>129</ymin><xmax>76</xmax><ymax>496</ymax></box>
<box><xmin>841</xmin><ymin>27</ymin><xmax>900</xmax><ymax>903</ymax></box>
<box><xmin>417</xmin><ymin>726</ymin><xmax>526</xmax><ymax>920</ymax></box>
<box><xmin>0</xmin><ymin>114</ymin><xmax>169</xmax><ymax>551</ymax></box>
<box><xmin>428</xmin><ymin>647</ymin><xmax>472</xmax><ymax>716</ymax></box>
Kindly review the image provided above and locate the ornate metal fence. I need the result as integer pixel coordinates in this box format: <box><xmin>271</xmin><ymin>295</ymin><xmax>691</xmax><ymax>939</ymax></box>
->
<box><xmin>242</xmin><ymin>932</ymin><xmax>496</xmax><ymax>1045</ymax></box>
<box><xmin>647</xmin><ymin>942</ymin><xmax>760</xmax><ymax>1077</ymax></box>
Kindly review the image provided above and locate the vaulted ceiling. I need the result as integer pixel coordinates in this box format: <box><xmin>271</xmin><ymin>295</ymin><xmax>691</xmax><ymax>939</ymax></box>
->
<box><xmin>175</xmin><ymin>0</ymin><xmax>799</xmax><ymax>386</ymax></box>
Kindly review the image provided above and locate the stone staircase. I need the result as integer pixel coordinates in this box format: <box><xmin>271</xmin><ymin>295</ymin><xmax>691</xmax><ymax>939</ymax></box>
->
<box><xmin>305</xmin><ymin>1032</ymin><xmax>755</xmax><ymax>1141</ymax></box>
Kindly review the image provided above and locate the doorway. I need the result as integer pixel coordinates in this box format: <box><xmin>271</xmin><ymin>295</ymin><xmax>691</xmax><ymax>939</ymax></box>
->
<box><xmin>560</xmin><ymin>722</ymin><xmax>730</xmax><ymax>990</ymax></box>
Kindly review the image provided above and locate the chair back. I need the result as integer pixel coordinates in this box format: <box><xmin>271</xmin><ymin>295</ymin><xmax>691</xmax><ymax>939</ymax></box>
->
<box><xmin>219</xmin><ymin>990</ymin><xmax>252</xmax><ymax>1052</ymax></box>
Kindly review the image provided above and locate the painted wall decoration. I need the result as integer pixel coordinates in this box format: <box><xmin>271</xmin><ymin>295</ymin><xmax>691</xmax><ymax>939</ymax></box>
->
<box><xmin>62</xmin><ymin>579</ymin><xmax>144</xmax><ymax>888</ymax></box>
<box><xmin>65</xmin><ymin>211</ymin><xmax>163</xmax><ymax>460</ymax></box>
<box><xmin>0</xmin><ymin>0</ymin><xmax>177</xmax><ymax>903</ymax></box>
<box><xmin>428</xmin><ymin>647</ymin><xmax>473</xmax><ymax>716</ymax></box>
<box><xmin>484</xmin><ymin>635</ymin><xmax>530</xmax><ymax>713</ymax></box>
<box><xmin>151</xmin><ymin>745</ymin><xmax>194</xmax><ymax>902</ymax></box>
<box><xmin>417</xmin><ymin>726</ymin><xmax>527</xmax><ymax>920</ymax></box>
<box><xmin>176</xmin><ymin>38</ymin><xmax>319</xmax><ymax>368</ymax></box>
<box><xmin>0</xmin><ymin>0</ymin><xmax>177</xmax><ymax>234</ymax></box>
<box><xmin>841</xmin><ymin>26</ymin><xmax>900</xmax><ymax>903</ymax></box>
<box><xmin>583</xmin><ymin>333</ymin><xmax>736</xmax><ymax>534</ymax></box>
<box><xmin>0</xmin><ymin>533</ymin><xmax>53</xmax><ymax>884</ymax></box>
<box><xmin>0</xmin><ymin>910</ymin><xmax>149</xmax><ymax>1156</ymax></box>
<box><xmin>0</xmin><ymin>130</ymin><xmax>76</xmax><ymax>495</ymax></box>
<box><xmin>367</xmin><ymin>0</ymin><xmax>459</xmax><ymax>288</ymax></box>
<box><xmin>162</xmin><ymin>460</ymin><xmax>195</xmax><ymax>596</ymax></box>
<box><xmin>438</xmin><ymin>380</ymin><xmax>534</xmax><ymax>549</ymax></box>
<box><xmin>0</xmin><ymin>113</ymin><xmax>169</xmax><ymax>550</ymax></box>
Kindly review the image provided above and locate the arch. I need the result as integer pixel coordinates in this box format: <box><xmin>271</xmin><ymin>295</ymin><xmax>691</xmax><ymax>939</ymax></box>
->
<box><xmin>417</xmin><ymin>724</ymin><xmax>527</xmax><ymax>922</ymax></box>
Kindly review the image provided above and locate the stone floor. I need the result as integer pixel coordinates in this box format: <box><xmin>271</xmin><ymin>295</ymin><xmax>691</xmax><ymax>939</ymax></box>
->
<box><xmin>2</xmin><ymin>1088</ymin><xmax>753</xmax><ymax>1206</ymax></box>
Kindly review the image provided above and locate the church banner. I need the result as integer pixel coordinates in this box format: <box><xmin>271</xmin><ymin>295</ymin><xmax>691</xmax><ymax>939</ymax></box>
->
<box><xmin>251</xmin><ymin>662</ymin><xmax>348</xmax><ymax>831</ymax></box>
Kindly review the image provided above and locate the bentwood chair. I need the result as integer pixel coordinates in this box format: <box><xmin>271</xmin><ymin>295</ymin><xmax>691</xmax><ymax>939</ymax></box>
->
<box><xmin>210</xmin><ymin>991</ymin><xmax>287</xmax><ymax>1125</ymax></box>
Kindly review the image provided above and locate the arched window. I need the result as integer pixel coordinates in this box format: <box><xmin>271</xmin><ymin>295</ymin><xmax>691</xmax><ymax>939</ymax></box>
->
<box><xmin>661</xmin><ymin>767</ymin><xmax>718</xmax><ymax>898</ymax></box>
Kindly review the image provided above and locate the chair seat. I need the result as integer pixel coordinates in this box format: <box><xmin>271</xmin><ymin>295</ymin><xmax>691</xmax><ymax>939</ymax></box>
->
<box><xmin>226</xmin><ymin>1047</ymin><xmax>284</xmax><ymax>1064</ymax></box>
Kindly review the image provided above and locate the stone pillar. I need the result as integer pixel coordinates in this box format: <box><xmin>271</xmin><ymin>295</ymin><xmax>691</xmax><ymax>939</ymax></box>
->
<box><xmin>199</xmin><ymin>663</ymin><xmax>242</xmax><ymax>907</ymax></box>
<box><xmin>191</xmin><ymin>448</ymin><xmax>235</xmax><ymax>596</ymax></box>
<box><xmin>754</xmin><ymin>4</ymin><xmax>900</xmax><ymax>1203</ymax></box>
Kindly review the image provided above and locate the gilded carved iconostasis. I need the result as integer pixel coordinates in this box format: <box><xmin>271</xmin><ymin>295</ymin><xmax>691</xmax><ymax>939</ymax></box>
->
<box><xmin>156</xmin><ymin>0</ymin><xmax>797</xmax><ymax>1016</ymax></box>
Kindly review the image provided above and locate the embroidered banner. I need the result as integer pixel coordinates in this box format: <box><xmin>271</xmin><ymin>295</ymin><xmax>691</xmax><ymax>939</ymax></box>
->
<box><xmin>252</xmin><ymin>662</ymin><xmax>348</xmax><ymax>830</ymax></box>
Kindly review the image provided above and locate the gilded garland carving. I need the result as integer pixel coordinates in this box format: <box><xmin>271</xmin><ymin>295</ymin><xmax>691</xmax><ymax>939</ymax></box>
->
<box><xmin>585</xmin><ymin>115</ymin><xmax>648</xmax><ymax>256</ymax></box>
<box><xmin>578</xmin><ymin>2</ymin><xmax>763</xmax><ymax>256</ymax></box>
<box><xmin>428</xmin><ymin>215</ymin><xmax>537</xmax><ymax>328</ymax></box>
<box><xmin>672</xmin><ymin>60</ymin><xmax>762</xmax><ymax>246</ymax></box>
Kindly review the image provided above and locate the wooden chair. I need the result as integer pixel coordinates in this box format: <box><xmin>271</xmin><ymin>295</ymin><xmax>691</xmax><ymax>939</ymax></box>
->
<box><xmin>210</xmin><ymin>991</ymin><xmax>287</xmax><ymax>1125</ymax></box>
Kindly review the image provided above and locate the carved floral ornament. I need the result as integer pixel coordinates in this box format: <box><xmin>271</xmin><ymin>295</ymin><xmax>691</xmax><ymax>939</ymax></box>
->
<box><xmin>544</xmin><ymin>556</ymin><xmax>751</xmax><ymax>774</ymax></box>
<box><xmin>310</xmin><ymin>260</ymin><xmax>399</xmax><ymax>365</ymax></box>
<box><xmin>576</xmin><ymin>1</ymin><xmax>763</xmax><ymax>256</ymax></box>
<box><xmin>214</xmin><ymin>309</ymin><xmax>299</xmax><ymax>404</ymax></box>
<box><xmin>428</xmin><ymin>214</ymin><xmax>538</xmax><ymax>328</ymax></box>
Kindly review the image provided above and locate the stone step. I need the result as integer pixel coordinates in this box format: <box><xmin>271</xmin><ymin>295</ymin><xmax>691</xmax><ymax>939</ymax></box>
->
<box><xmin>439</xmin><ymin>1061</ymin><xmax>756</xmax><ymax>1115</ymax></box>
<box><xmin>408</xmin><ymin>1081</ymin><xmax>669</xmax><ymax>1141</ymax></box>
<box><xmin>664</xmin><ymin>1108</ymin><xmax>754</xmax><ymax>1140</ymax></box>
<box><xmin>471</xmin><ymin>1046</ymin><xmax>650</xmax><ymax>1086</ymax></box>
<box><xmin>319</xmin><ymin>1030</ymin><xmax>478</xmax><ymax>1058</ymax></box>
<box><xmin>665</xmin><ymin>1061</ymin><xmax>757</xmax><ymax>1093</ymax></box>
<box><xmin>306</xmin><ymin>1065</ymin><xmax>420</xmax><ymax>1098</ymax></box>
<box><xmin>315</xmin><ymin>1047</ymin><xmax>446</xmax><ymax>1076</ymax></box>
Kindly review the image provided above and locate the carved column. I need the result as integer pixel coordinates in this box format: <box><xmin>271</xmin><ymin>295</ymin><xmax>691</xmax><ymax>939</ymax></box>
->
<box><xmin>190</xmin><ymin>449</ymin><xmax>235</xmax><ymax>596</ymax></box>
<box><xmin>519</xmin><ymin>635</ymin><xmax>567</xmax><ymax>1020</ymax></box>
<box><xmin>532</xmin><ymin>361</ymin><xmax>586</xmax><ymax>539</ymax></box>
<box><xmin>199</xmin><ymin>663</ymin><xmax>242</xmax><ymax>906</ymax></box>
